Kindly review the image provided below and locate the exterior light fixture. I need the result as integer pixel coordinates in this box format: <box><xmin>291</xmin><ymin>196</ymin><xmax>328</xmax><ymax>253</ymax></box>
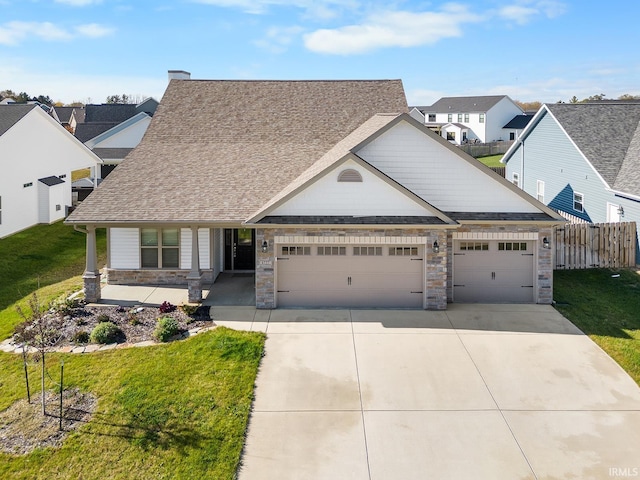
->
<box><xmin>542</xmin><ymin>237</ymin><xmax>550</xmax><ymax>249</ymax></box>
<box><xmin>618</xmin><ymin>205</ymin><xmax>625</xmax><ymax>216</ymax></box>
<box><xmin>261</xmin><ymin>240</ymin><xmax>268</xmax><ymax>253</ymax></box>
<box><xmin>433</xmin><ymin>240</ymin><xmax>440</xmax><ymax>253</ymax></box>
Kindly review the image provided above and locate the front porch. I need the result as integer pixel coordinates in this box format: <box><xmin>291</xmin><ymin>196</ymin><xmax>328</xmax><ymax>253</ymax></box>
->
<box><xmin>94</xmin><ymin>272</ymin><xmax>255</xmax><ymax>307</ymax></box>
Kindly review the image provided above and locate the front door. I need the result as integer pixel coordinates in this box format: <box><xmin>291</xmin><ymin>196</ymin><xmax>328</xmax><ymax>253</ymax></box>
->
<box><xmin>224</xmin><ymin>229</ymin><xmax>255</xmax><ymax>270</ymax></box>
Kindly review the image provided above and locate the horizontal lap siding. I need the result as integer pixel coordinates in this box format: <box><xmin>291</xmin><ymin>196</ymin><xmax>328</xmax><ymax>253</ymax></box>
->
<box><xmin>110</xmin><ymin>228</ymin><xmax>140</xmax><ymax>269</ymax></box>
<box><xmin>179</xmin><ymin>228</ymin><xmax>211</xmax><ymax>270</ymax></box>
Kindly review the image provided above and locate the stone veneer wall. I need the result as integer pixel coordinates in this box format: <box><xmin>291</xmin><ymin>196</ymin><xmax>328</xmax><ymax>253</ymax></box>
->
<box><xmin>256</xmin><ymin>227</ymin><xmax>449</xmax><ymax>310</ymax></box>
<box><xmin>446</xmin><ymin>224</ymin><xmax>554</xmax><ymax>304</ymax></box>
<box><xmin>106</xmin><ymin>269</ymin><xmax>214</xmax><ymax>285</ymax></box>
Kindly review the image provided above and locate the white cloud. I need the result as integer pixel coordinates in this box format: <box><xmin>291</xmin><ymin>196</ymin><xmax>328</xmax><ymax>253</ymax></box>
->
<box><xmin>304</xmin><ymin>4</ymin><xmax>483</xmax><ymax>55</ymax></box>
<box><xmin>54</xmin><ymin>0</ymin><xmax>103</xmax><ymax>6</ymax></box>
<box><xmin>0</xmin><ymin>21</ymin><xmax>113</xmax><ymax>46</ymax></box>
<box><xmin>75</xmin><ymin>23</ymin><xmax>114</xmax><ymax>38</ymax></box>
<box><xmin>498</xmin><ymin>1</ymin><xmax>567</xmax><ymax>25</ymax></box>
<box><xmin>192</xmin><ymin>0</ymin><xmax>355</xmax><ymax>17</ymax></box>
<box><xmin>254</xmin><ymin>25</ymin><xmax>304</xmax><ymax>53</ymax></box>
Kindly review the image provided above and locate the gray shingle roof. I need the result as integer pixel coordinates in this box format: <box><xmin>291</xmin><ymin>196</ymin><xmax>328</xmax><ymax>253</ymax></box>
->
<box><xmin>84</xmin><ymin>104</ymin><xmax>137</xmax><ymax>123</ymax></box>
<box><xmin>74</xmin><ymin>122</ymin><xmax>120</xmax><ymax>143</ymax></box>
<box><xmin>425</xmin><ymin>95</ymin><xmax>513</xmax><ymax>113</ymax></box>
<box><xmin>38</xmin><ymin>176</ymin><xmax>65</xmax><ymax>186</ymax></box>
<box><xmin>0</xmin><ymin>104</ymin><xmax>36</xmax><ymax>136</ymax></box>
<box><xmin>503</xmin><ymin>114</ymin><xmax>534</xmax><ymax>129</ymax></box>
<box><xmin>53</xmin><ymin>106</ymin><xmax>76</xmax><ymax>124</ymax></box>
<box><xmin>546</xmin><ymin>103</ymin><xmax>640</xmax><ymax>192</ymax></box>
<box><xmin>258</xmin><ymin>216</ymin><xmax>446</xmax><ymax>225</ymax></box>
<box><xmin>92</xmin><ymin>147</ymin><xmax>133</xmax><ymax>160</ymax></box>
<box><xmin>67</xmin><ymin>79</ymin><xmax>408</xmax><ymax>224</ymax></box>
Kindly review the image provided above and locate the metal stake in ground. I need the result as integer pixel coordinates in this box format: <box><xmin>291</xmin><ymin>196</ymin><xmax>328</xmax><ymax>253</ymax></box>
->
<box><xmin>59</xmin><ymin>359</ymin><xmax>64</xmax><ymax>431</ymax></box>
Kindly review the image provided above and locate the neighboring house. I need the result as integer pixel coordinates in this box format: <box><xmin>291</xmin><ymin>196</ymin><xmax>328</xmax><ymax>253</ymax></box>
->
<box><xmin>502</xmin><ymin>114</ymin><xmax>534</xmax><ymax>141</ymax></box>
<box><xmin>67</xmin><ymin>78</ymin><xmax>562</xmax><ymax>308</ymax></box>
<box><xmin>74</xmin><ymin>99</ymin><xmax>158</xmax><ymax>178</ymax></box>
<box><xmin>503</xmin><ymin>102</ymin><xmax>640</xmax><ymax>250</ymax></box>
<box><xmin>413</xmin><ymin>95</ymin><xmax>524</xmax><ymax>145</ymax></box>
<box><xmin>0</xmin><ymin>104</ymin><xmax>100</xmax><ymax>238</ymax></box>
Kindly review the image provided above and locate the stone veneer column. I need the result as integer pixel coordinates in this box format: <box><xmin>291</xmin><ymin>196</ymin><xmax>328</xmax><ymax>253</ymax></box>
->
<box><xmin>255</xmin><ymin>229</ymin><xmax>275</xmax><ymax>309</ymax></box>
<box><xmin>537</xmin><ymin>227</ymin><xmax>554</xmax><ymax>304</ymax></box>
<box><xmin>426</xmin><ymin>230</ymin><xmax>448</xmax><ymax>310</ymax></box>
<box><xmin>186</xmin><ymin>226</ymin><xmax>203</xmax><ymax>303</ymax></box>
<box><xmin>83</xmin><ymin>225</ymin><xmax>101</xmax><ymax>303</ymax></box>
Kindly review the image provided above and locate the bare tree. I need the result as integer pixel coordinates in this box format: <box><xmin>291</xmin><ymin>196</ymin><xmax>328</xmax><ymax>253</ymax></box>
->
<box><xmin>14</xmin><ymin>294</ymin><xmax>64</xmax><ymax>416</ymax></box>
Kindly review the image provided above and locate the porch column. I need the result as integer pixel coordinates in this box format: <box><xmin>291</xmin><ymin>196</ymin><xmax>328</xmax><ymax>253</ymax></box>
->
<box><xmin>186</xmin><ymin>226</ymin><xmax>203</xmax><ymax>303</ymax></box>
<box><xmin>83</xmin><ymin>225</ymin><xmax>101</xmax><ymax>303</ymax></box>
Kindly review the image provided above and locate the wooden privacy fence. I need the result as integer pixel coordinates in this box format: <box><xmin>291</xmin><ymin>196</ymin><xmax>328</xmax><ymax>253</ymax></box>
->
<box><xmin>554</xmin><ymin>221</ymin><xmax>637</xmax><ymax>269</ymax></box>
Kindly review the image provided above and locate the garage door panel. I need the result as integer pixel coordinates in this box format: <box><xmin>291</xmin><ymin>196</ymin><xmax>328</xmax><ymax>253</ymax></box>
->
<box><xmin>453</xmin><ymin>241</ymin><xmax>535</xmax><ymax>304</ymax></box>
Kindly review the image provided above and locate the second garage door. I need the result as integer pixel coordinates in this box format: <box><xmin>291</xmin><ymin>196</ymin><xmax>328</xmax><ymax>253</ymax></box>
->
<box><xmin>453</xmin><ymin>240</ymin><xmax>535</xmax><ymax>303</ymax></box>
<box><xmin>277</xmin><ymin>244</ymin><xmax>424</xmax><ymax>308</ymax></box>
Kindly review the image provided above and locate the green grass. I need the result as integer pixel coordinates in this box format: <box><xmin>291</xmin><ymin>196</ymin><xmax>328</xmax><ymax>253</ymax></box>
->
<box><xmin>476</xmin><ymin>154</ymin><xmax>504</xmax><ymax>167</ymax></box>
<box><xmin>0</xmin><ymin>327</ymin><xmax>265</xmax><ymax>479</ymax></box>
<box><xmin>554</xmin><ymin>268</ymin><xmax>640</xmax><ymax>386</ymax></box>
<box><xmin>0</xmin><ymin>221</ymin><xmax>106</xmax><ymax>339</ymax></box>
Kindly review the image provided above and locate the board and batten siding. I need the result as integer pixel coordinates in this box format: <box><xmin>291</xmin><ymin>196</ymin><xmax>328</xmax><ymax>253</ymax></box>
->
<box><xmin>357</xmin><ymin>121</ymin><xmax>539</xmax><ymax>213</ymax></box>
<box><xmin>213</xmin><ymin>228</ymin><xmax>224</xmax><ymax>275</ymax></box>
<box><xmin>270</xmin><ymin>158</ymin><xmax>432</xmax><ymax>217</ymax></box>
<box><xmin>180</xmin><ymin>228</ymin><xmax>211</xmax><ymax>270</ymax></box>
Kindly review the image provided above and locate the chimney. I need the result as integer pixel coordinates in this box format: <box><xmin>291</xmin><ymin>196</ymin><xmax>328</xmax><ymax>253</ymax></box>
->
<box><xmin>168</xmin><ymin>70</ymin><xmax>191</xmax><ymax>81</ymax></box>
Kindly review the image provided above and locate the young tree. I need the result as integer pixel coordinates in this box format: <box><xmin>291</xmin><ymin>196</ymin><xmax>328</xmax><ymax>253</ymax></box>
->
<box><xmin>14</xmin><ymin>294</ymin><xmax>64</xmax><ymax>416</ymax></box>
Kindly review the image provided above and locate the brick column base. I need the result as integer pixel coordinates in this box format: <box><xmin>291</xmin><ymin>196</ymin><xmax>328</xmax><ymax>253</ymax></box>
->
<box><xmin>187</xmin><ymin>276</ymin><xmax>203</xmax><ymax>303</ymax></box>
<box><xmin>83</xmin><ymin>273</ymin><xmax>101</xmax><ymax>303</ymax></box>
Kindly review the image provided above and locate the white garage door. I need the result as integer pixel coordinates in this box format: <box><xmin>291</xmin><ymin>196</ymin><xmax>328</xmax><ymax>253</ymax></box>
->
<box><xmin>277</xmin><ymin>244</ymin><xmax>424</xmax><ymax>308</ymax></box>
<box><xmin>453</xmin><ymin>240</ymin><xmax>535</xmax><ymax>303</ymax></box>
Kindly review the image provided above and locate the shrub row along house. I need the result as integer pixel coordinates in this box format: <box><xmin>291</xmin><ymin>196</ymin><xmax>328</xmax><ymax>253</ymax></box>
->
<box><xmin>67</xmin><ymin>75</ymin><xmax>563</xmax><ymax>309</ymax></box>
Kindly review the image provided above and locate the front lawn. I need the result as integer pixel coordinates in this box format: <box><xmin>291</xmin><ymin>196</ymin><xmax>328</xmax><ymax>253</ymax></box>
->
<box><xmin>554</xmin><ymin>268</ymin><xmax>640</xmax><ymax>386</ymax></box>
<box><xmin>0</xmin><ymin>327</ymin><xmax>265</xmax><ymax>479</ymax></box>
<box><xmin>0</xmin><ymin>221</ymin><xmax>106</xmax><ymax>340</ymax></box>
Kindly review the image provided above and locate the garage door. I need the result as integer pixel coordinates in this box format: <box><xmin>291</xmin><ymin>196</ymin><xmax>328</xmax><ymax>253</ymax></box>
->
<box><xmin>453</xmin><ymin>240</ymin><xmax>535</xmax><ymax>303</ymax></box>
<box><xmin>277</xmin><ymin>244</ymin><xmax>424</xmax><ymax>308</ymax></box>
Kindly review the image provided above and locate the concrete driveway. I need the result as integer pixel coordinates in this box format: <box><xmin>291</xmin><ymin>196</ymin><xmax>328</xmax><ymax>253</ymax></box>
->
<box><xmin>213</xmin><ymin>305</ymin><xmax>640</xmax><ymax>480</ymax></box>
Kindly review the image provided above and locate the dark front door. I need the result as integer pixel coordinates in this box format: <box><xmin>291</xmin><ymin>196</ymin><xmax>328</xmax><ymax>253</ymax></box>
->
<box><xmin>224</xmin><ymin>229</ymin><xmax>255</xmax><ymax>270</ymax></box>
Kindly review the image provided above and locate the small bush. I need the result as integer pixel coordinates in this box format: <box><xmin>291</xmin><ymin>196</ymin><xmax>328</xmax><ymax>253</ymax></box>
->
<box><xmin>73</xmin><ymin>330</ymin><xmax>90</xmax><ymax>344</ymax></box>
<box><xmin>51</xmin><ymin>295</ymin><xmax>81</xmax><ymax>316</ymax></box>
<box><xmin>90</xmin><ymin>322</ymin><xmax>122</xmax><ymax>344</ymax></box>
<box><xmin>154</xmin><ymin>316</ymin><xmax>180</xmax><ymax>342</ymax></box>
<box><xmin>159</xmin><ymin>301</ymin><xmax>176</xmax><ymax>314</ymax></box>
<box><xmin>180</xmin><ymin>304</ymin><xmax>199</xmax><ymax>316</ymax></box>
<box><xmin>96</xmin><ymin>313</ymin><xmax>111</xmax><ymax>323</ymax></box>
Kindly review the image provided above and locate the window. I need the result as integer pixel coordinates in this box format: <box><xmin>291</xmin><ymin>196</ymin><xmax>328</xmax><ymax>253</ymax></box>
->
<box><xmin>459</xmin><ymin>242</ymin><xmax>489</xmax><ymax>251</ymax></box>
<box><xmin>23</xmin><ymin>182</ymin><xmax>33</xmax><ymax>188</ymax></box>
<box><xmin>573</xmin><ymin>192</ymin><xmax>584</xmax><ymax>212</ymax></box>
<box><xmin>498</xmin><ymin>242</ymin><xmax>528</xmax><ymax>251</ymax></box>
<box><xmin>281</xmin><ymin>246</ymin><xmax>310</xmax><ymax>255</ymax></box>
<box><xmin>479</xmin><ymin>113</ymin><xmax>485</xmax><ymax>123</ymax></box>
<box><xmin>318</xmin><ymin>246</ymin><xmax>346</xmax><ymax>256</ymax></box>
<box><xmin>464</xmin><ymin>113</ymin><xmax>469</xmax><ymax>122</ymax></box>
<box><xmin>447</xmin><ymin>113</ymin><xmax>452</xmax><ymax>122</ymax></box>
<box><xmin>428</xmin><ymin>113</ymin><xmax>436</xmax><ymax>122</ymax></box>
<box><xmin>446</xmin><ymin>131</ymin><xmax>456</xmax><ymax>141</ymax></box>
<box><xmin>55</xmin><ymin>204</ymin><xmax>61</xmax><ymax>212</ymax></box>
<box><xmin>353</xmin><ymin>246</ymin><xmax>382</xmax><ymax>256</ymax></box>
<box><xmin>140</xmin><ymin>228</ymin><xmax>179</xmax><ymax>268</ymax></box>
<box><xmin>512</xmin><ymin>172</ymin><xmax>519</xmax><ymax>187</ymax></box>
<box><xmin>337</xmin><ymin>169</ymin><xmax>363</xmax><ymax>182</ymax></box>
<box><xmin>457</xmin><ymin>113</ymin><xmax>462</xmax><ymax>122</ymax></box>
<box><xmin>510</xmin><ymin>132</ymin><xmax>515</xmax><ymax>141</ymax></box>
<box><xmin>389</xmin><ymin>247</ymin><xmax>418</xmax><ymax>256</ymax></box>
<box><xmin>536</xmin><ymin>180</ymin><xmax>545</xmax><ymax>202</ymax></box>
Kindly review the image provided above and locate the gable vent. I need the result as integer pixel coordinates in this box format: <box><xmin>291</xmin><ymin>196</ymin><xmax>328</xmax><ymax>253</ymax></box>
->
<box><xmin>338</xmin><ymin>169</ymin><xmax>363</xmax><ymax>183</ymax></box>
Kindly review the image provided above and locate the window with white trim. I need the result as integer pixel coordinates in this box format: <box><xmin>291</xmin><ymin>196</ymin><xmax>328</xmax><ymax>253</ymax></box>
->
<box><xmin>459</xmin><ymin>242</ymin><xmax>489</xmax><ymax>251</ymax></box>
<box><xmin>457</xmin><ymin>113</ymin><xmax>462</xmax><ymax>122</ymax></box>
<box><xmin>318</xmin><ymin>246</ymin><xmax>346</xmax><ymax>256</ymax></box>
<box><xmin>389</xmin><ymin>247</ymin><xmax>418</xmax><ymax>256</ymax></box>
<box><xmin>512</xmin><ymin>172</ymin><xmax>519</xmax><ymax>187</ymax></box>
<box><xmin>464</xmin><ymin>113</ymin><xmax>469</xmax><ymax>122</ymax></box>
<box><xmin>281</xmin><ymin>246</ymin><xmax>311</xmax><ymax>256</ymax></box>
<box><xmin>479</xmin><ymin>113</ymin><xmax>485</xmax><ymax>123</ymax></box>
<box><xmin>536</xmin><ymin>180</ymin><xmax>545</xmax><ymax>202</ymax></box>
<box><xmin>353</xmin><ymin>246</ymin><xmax>382</xmax><ymax>256</ymax></box>
<box><xmin>447</xmin><ymin>113</ymin><xmax>452</xmax><ymax>122</ymax></box>
<box><xmin>498</xmin><ymin>242</ymin><xmax>528</xmax><ymax>251</ymax></box>
<box><xmin>573</xmin><ymin>192</ymin><xmax>584</xmax><ymax>212</ymax></box>
<box><xmin>428</xmin><ymin>114</ymin><xmax>436</xmax><ymax>122</ymax></box>
<box><xmin>140</xmin><ymin>228</ymin><xmax>180</xmax><ymax>268</ymax></box>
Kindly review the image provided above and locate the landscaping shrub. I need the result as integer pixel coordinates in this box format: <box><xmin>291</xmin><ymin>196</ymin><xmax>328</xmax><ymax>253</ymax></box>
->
<box><xmin>153</xmin><ymin>316</ymin><xmax>180</xmax><ymax>342</ymax></box>
<box><xmin>159</xmin><ymin>301</ymin><xmax>176</xmax><ymax>314</ymax></box>
<box><xmin>180</xmin><ymin>303</ymin><xmax>199</xmax><ymax>316</ymax></box>
<box><xmin>72</xmin><ymin>330</ymin><xmax>90</xmax><ymax>344</ymax></box>
<box><xmin>90</xmin><ymin>322</ymin><xmax>122</xmax><ymax>344</ymax></box>
<box><xmin>96</xmin><ymin>313</ymin><xmax>111</xmax><ymax>323</ymax></box>
<box><xmin>51</xmin><ymin>295</ymin><xmax>81</xmax><ymax>316</ymax></box>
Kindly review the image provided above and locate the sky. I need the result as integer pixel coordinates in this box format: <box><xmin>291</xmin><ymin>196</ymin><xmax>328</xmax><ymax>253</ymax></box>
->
<box><xmin>1</xmin><ymin>0</ymin><xmax>639</xmax><ymax>106</ymax></box>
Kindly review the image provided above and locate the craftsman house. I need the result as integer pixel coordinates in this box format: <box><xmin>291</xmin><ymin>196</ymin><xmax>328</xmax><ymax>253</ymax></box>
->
<box><xmin>66</xmin><ymin>77</ymin><xmax>562</xmax><ymax>309</ymax></box>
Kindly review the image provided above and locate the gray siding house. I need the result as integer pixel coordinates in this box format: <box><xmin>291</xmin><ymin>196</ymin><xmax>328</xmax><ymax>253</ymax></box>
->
<box><xmin>503</xmin><ymin>103</ymin><xmax>640</xmax><ymax>254</ymax></box>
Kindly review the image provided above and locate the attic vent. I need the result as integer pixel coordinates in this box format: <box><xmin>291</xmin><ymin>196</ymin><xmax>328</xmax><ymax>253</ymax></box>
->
<box><xmin>338</xmin><ymin>169</ymin><xmax>362</xmax><ymax>183</ymax></box>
